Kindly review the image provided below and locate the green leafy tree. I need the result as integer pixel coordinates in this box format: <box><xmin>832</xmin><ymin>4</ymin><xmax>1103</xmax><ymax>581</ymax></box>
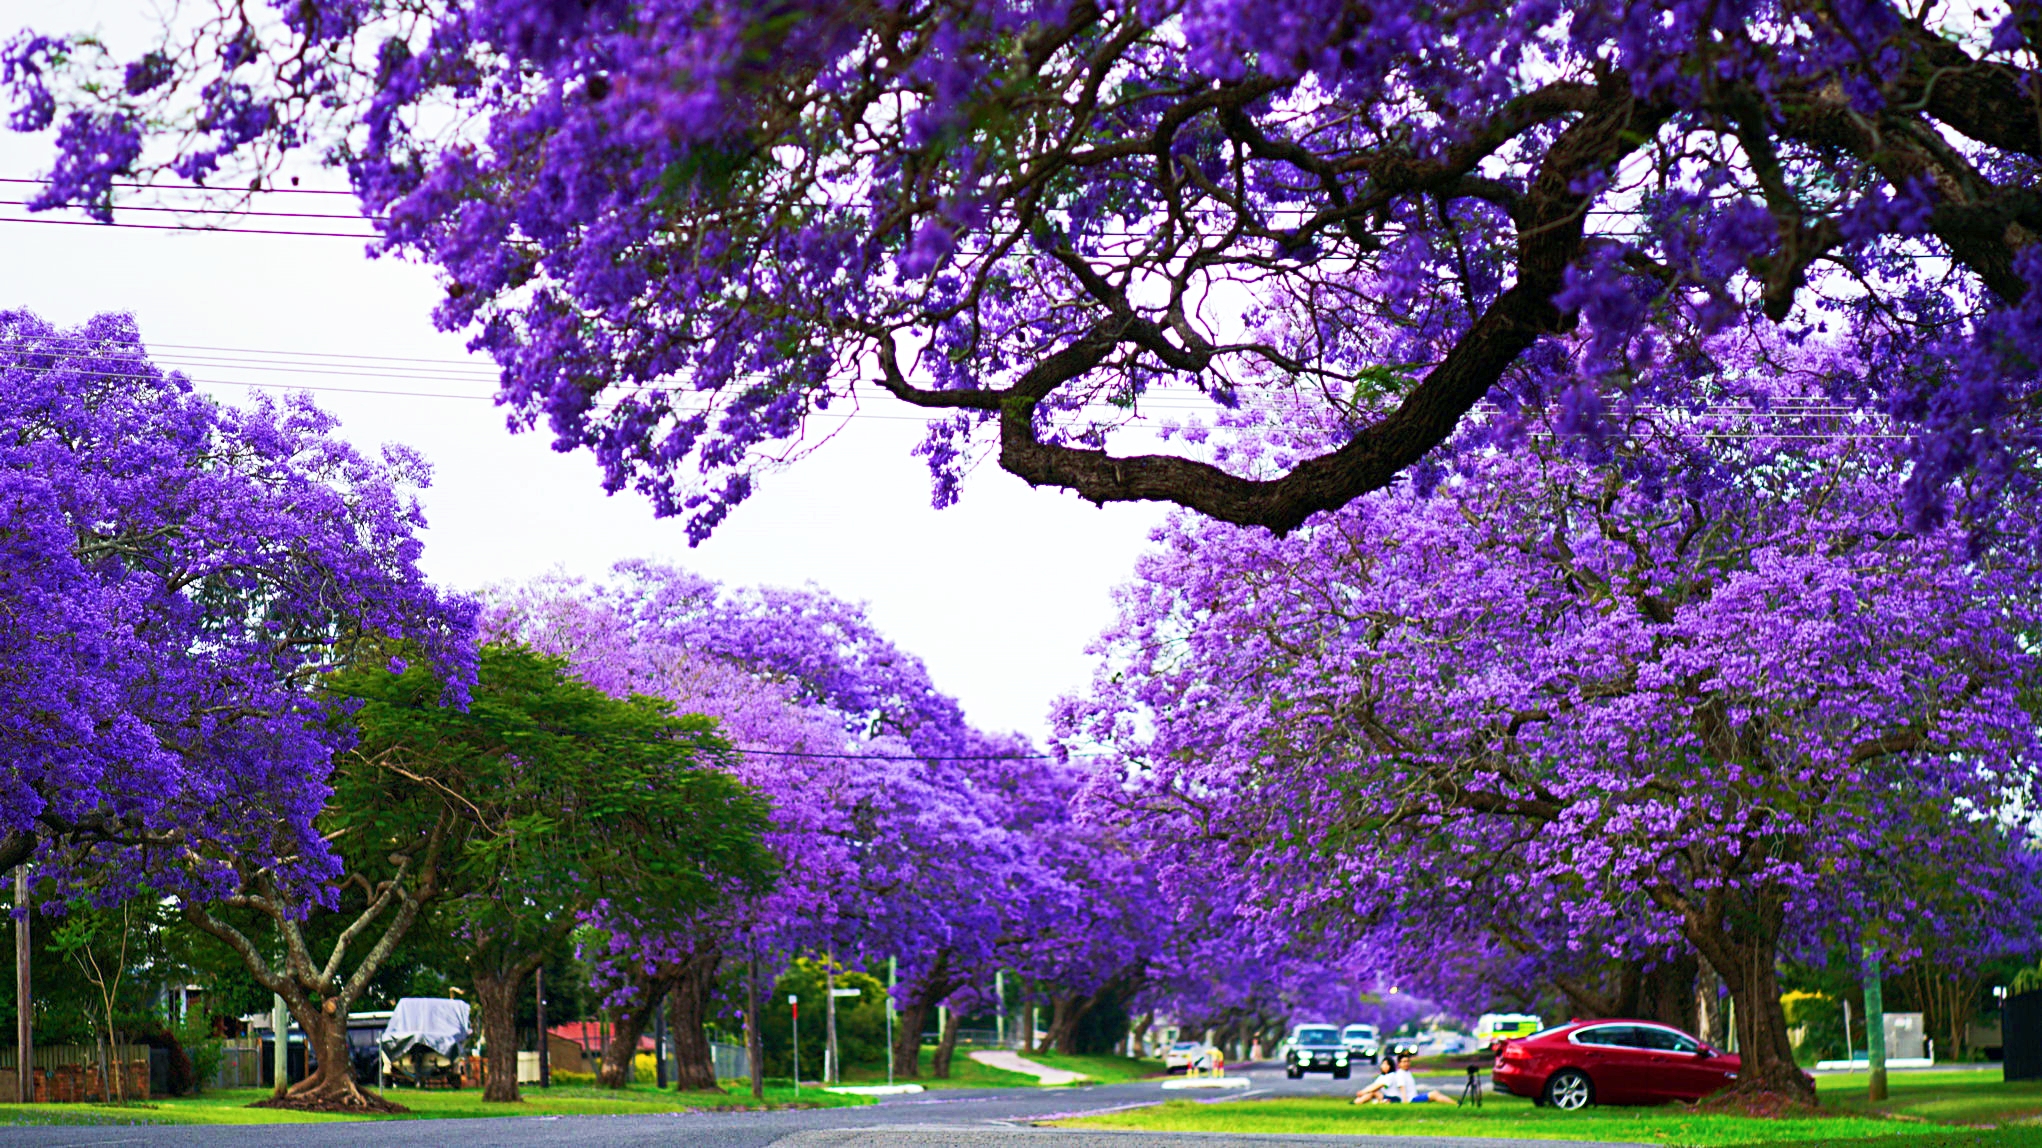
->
<box><xmin>754</xmin><ymin>961</ymin><xmax>887</xmax><ymax>1081</ymax></box>
<box><xmin>336</xmin><ymin>644</ymin><xmax>775</xmax><ymax>1103</ymax></box>
<box><xmin>47</xmin><ymin>900</ymin><xmax>141</xmax><ymax>1102</ymax></box>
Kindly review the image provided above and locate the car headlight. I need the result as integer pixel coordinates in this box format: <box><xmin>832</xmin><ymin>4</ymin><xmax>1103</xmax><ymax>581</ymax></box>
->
<box><xmin>1336</xmin><ymin>1054</ymin><xmax>1348</xmax><ymax>1063</ymax></box>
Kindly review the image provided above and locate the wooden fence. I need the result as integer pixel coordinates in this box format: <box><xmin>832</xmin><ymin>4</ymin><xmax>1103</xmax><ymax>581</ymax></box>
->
<box><xmin>0</xmin><ymin>1044</ymin><xmax>150</xmax><ymax>1102</ymax></box>
<box><xmin>211</xmin><ymin>1037</ymin><xmax>263</xmax><ymax>1089</ymax></box>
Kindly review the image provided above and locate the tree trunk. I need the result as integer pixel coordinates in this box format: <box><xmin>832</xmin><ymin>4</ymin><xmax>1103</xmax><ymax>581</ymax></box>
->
<box><xmin>932</xmin><ymin>1007</ymin><xmax>962</xmax><ymax>1078</ymax></box>
<box><xmin>181</xmin><ymin>821</ymin><xmax>444</xmax><ymax>1115</ymax></box>
<box><xmin>1053</xmin><ymin>992</ymin><xmax>1086</xmax><ymax>1054</ymax></box>
<box><xmin>1130</xmin><ymin>1011</ymin><xmax>1154</xmax><ymax>1058</ymax></box>
<box><xmin>1696</xmin><ymin>961</ymin><xmax>1722</xmax><ymax>1046</ymax></box>
<box><xmin>1044</xmin><ymin>991</ymin><xmax>1102</xmax><ymax>1056</ymax></box>
<box><xmin>888</xmin><ymin>953</ymin><xmax>958</xmax><ymax>1079</ymax></box>
<box><xmin>1552</xmin><ymin>952</ymin><xmax>1697</xmax><ymax>1031</ymax></box>
<box><xmin>1044</xmin><ymin>994</ymin><xmax>1086</xmax><ymax>1055</ymax></box>
<box><xmin>1676</xmin><ymin>895</ymin><xmax>1814</xmax><ymax>1105</ymax></box>
<box><xmin>1911</xmin><ymin>960</ymin><xmax>1977</xmax><ymax>1062</ymax></box>
<box><xmin>1018</xmin><ymin>1003</ymin><xmax>1032</xmax><ymax>1053</ymax></box>
<box><xmin>1733</xmin><ymin>957</ymin><xmax>1804</xmax><ymax>1094</ymax></box>
<box><xmin>667</xmin><ymin>952</ymin><xmax>721</xmax><ymax>1091</ymax></box>
<box><xmin>598</xmin><ymin>993</ymin><xmax>663</xmax><ymax>1089</ymax></box>
<box><xmin>745</xmin><ymin>957</ymin><xmax>765</xmax><ymax>1100</ymax></box>
<box><xmin>474</xmin><ymin>970</ymin><xmax>524</xmax><ymax>1103</ymax></box>
<box><xmin>284</xmin><ymin>1003</ymin><xmax>384</xmax><ymax>1108</ymax></box>
<box><xmin>1640</xmin><ymin>952</ymin><xmax>1700</xmax><ymax>1032</ymax></box>
<box><xmin>92</xmin><ymin>1029</ymin><xmax>112</xmax><ymax>1104</ymax></box>
<box><xmin>892</xmin><ymin>1001</ymin><xmax>931</xmax><ymax>1079</ymax></box>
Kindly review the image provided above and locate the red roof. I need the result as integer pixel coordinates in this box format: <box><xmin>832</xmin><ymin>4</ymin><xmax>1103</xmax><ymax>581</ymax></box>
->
<box><xmin>549</xmin><ymin>1022</ymin><xmax>653</xmax><ymax>1052</ymax></box>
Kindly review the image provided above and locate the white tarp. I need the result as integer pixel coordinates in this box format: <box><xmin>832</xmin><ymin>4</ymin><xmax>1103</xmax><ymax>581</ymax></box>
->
<box><xmin>378</xmin><ymin>997</ymin><xmax>471</xmax><ymax>1060</ymax></box>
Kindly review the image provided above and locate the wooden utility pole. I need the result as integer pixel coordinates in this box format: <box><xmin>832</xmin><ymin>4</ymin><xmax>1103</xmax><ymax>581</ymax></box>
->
<box><xmin>14</xmin><ymin>865</ymin><xmax>29</xmax><ymax>1104</ymax></box>
<box><xmin>270</xmin><ymin>993</ymin><xmax>289</xmax><ymax>1098</ymax></box>
<box><xmin>653</xmin><ymin>992</ymin><xmax>668</xmax><ymax>1088</ymax></box>
<box><xmin>535</xmin><ymin>966</ymin><xmax>549</xmax><ymax>1088</ymax></box>
<box><xmin>824</xmin><ymin>964</ymin><xmax>840</xmax><ymax>1085</ymax></box>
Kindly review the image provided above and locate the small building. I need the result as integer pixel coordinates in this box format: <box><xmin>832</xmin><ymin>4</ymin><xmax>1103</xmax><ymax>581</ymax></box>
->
<box><xmin>546</xmin><ymin>1021</ymin><xmax>653</xmax><ymax>1075</ymax></box>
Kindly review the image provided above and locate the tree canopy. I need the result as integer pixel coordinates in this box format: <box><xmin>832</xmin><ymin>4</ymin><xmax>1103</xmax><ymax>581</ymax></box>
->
<box><xmin>1057</xmin><ymin>332</ymin><xmax>2042</xmax><ymax>1098</ymax></box>
<box><xmin>0</xmin><ymin>309</ymin><xmax>473</xmax><ymax>899</ymax></box>
<box><xmin>13</xmin><ymin>2</ymin><xmax>2042</xmax><ymax>537</ymax></box>
<box><xmin>341</xmin><ymin>642</ymin><xmax>775</xmax><ymax>1103</ymax></box>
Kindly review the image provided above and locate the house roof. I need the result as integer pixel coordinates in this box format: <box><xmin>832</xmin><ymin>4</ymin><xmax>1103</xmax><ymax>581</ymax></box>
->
<box><xmin>548</xmin><ymin>1023</ymin><xmax>653</xmax><ymax>1053</ymax></box>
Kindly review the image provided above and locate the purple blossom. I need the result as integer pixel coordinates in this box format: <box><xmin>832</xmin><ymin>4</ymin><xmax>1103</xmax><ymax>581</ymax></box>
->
<box><xmin>17</xmin><ymin>1</ymin><xmax>2042</xmax><ymax>537</ymax></box>
<box><xmin>0</xmin><ymin>310</ymin><xmax>475</xmax><ymax>903</ymax></box>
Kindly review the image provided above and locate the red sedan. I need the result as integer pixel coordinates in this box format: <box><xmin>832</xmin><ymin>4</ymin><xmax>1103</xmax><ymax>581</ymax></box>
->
<box><xmin>1490</xmin><ymin>1019</ymin><xmax>1739</xmax><ymax>1108</ymax></box>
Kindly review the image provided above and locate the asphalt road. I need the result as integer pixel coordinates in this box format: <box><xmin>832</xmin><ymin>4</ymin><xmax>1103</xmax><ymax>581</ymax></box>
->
<box><xmin>0</xmin><ymin>1066</ymin><xmax>1640</xmax><ymax>1148</ymax></box>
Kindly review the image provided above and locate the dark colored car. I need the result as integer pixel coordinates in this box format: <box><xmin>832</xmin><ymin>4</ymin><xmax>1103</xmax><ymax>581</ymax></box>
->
<box><xmin>1490</xmin><ymin>1020</ymin><xmax>1739</xmax><ymax>1108</ymax></box>
<box><xmin>1284</xmin><ymin>1025</ymin><xmax>1353</xmax><ymax>1079</ymax></box>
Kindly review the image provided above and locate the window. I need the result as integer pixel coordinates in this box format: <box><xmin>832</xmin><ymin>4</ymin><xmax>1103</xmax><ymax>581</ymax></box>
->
<box><xmin>1572</xmin><ymin>1025</ymin><xmax>1640</xmax><ymax>1047</ymax></box>
<box><xmin>1296</xmin><ymin>1027</ymin><xmax>1341</xmax><ymax>1045</ymax></box>
<box><xmin>1636</xmin><ymin>1027</ymin><xmax>1700</xmax><ymax>1053</ymax></box>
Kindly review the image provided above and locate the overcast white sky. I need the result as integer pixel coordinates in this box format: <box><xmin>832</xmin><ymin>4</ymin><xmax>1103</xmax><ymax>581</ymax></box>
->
<box><xmin>0</xmin><ymin>1</ymin><xmax>1173</xmax><ymax>743</ymax></box>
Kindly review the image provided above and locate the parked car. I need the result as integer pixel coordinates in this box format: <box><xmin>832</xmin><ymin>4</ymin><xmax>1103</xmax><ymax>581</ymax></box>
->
<box><xmin>1284</xmin><ymin>1024</ymin><xmax>1353</xmax><ymax>1079</ymax></box>
<box><xmin>1340</xmin><ymin>1024</ymin><xmax>1380</xmax><ymax>1059</ymax></box>
<box><xmin>1490</xmin><ymin>1019</ymin><xmax>1742</xmax><ymax>1108</ymax></box>
<box><xmin>1163</xmin><ymin>1040</ymin><xmax>1209</xmax><ymax>1074</ymax></box>
<box><xmin>1475</xmin><ymin>1012</ymin><xmax>1544</xmax><ymax>1050</ymax></box>
<box><xmin>378</xmin><ymin>997</ymin><xmax>472</xmax><ymax>1089</ymax></box>
<box><xmin>1423</xmin><ymin>1031</ymin><xmax>1478</xmax><ymax>1056</ymax></box>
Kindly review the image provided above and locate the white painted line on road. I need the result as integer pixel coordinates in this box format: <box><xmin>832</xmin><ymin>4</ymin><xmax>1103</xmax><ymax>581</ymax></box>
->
<box><xmin>1010</xmin><ymin>1099</ymin><xmax>1164</xmax><ymax>1124</ymax></box>
<box><xmin>1197</xmin><ymin>1086</ymin><xmax>1269</xmax><ymax>1103</ymax></box>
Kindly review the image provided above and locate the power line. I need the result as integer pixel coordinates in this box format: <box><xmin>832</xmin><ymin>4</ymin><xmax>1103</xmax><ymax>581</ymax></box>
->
<box><xmin>0</xmin><ymin>355</ymin><xmax>1916</xmax><ymax>434</ymax></box>
<box><xmin>147</xmin><ymin>340</ymin><xmax>502</xmax><ymax>367</ymax></box>
<box><xmin>731</xmin><ymin>746</ymin><xmax>1079</xmax><ymax>761</ymax></box>
<box><xmin>0</xmin><ymin>177</ymin><xmax>357</xmax><ymax>197</ymax></box>
<box><xmin>0</xmin><ymin>216</ymin><xmax>374</xmax><ymax>239</ymax></box>
<box><xmin>0</xmin><ymin>208</ymin><xmax>1969</xmax><ymax>265</ymax></box>
<box><xmin>0</xmin><ymin>198</ymin><xmax>379</xmax><ymax>223</ymax></box>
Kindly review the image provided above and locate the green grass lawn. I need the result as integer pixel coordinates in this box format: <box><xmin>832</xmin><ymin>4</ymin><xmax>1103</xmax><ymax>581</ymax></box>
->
<box><xmin>1023</xmin><ymin>1051</ymin><xmax>1167</xmax><ymax>1084</ymax></box>
<box><xmin>1055</xmin><ymin>1068</ymin><xmax>2042</xmax><ymax>1144</ymax></box>
<box><xmin>1815</xmin><ymin>1072</ymin><xmax>2042</xmax><ymax>1125</ymax></box>
<box><xmin>834</xmin><ymin>1047</ymin><xmax>1162</xmax><ymax>1089</ymax></box>
<box><xmin>0</xmin><ymin>1081</ymin><xmax>873</xmax><ymax>1126</ymax></box>
<box><xmin>1724</xmin><ymin>1131</ymin><xmax>2042</xmax><ymax>1148</ymax></box>
<box><xmin>836</xmin><ymin>1046</ymin><xmax>1039</xmax><ymax>1089</ymax></box>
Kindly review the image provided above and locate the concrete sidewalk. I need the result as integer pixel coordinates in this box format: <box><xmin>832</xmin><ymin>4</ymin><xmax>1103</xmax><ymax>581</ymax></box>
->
<box><xmin>967</xmin><ymin>1050</ymin><xmax>1089</xmax><ymax>1085</ymax></box>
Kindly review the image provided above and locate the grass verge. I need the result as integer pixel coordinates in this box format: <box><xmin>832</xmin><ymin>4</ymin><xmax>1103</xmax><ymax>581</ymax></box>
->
<box><xmin>1024</xmin><ymin>1051</ymin><xmax>1167</xmax><ymax>1084</ymax></box>
<box><xmin>1724</xmin><ymin>1130</ymin><xmax>2042</xmax><ymax>1148</ymax></box>
<box><xmin>0</xmin><ymin>1081</ymin><xmax>873</xmax><ymax>1126</ymax></box>
<box><xmin>834</xmin><ymin>1047</ymin><xmax>1162</xmax><ymax>1088</ymax></box>
<box><xmin>835</xmin><ymin>1045</ymin><xmax>1039</xmax><ymax>1089</ymax></box>
<box><xmin>1815</xmin><ymin>1072</ymin><xmax>2042</xmax><ymax>1125</ymax></box>
<box><xmin>1053</xmin><ymin>1067</ymin><xmax>2042</xmax><ymax>1144</ymax></box>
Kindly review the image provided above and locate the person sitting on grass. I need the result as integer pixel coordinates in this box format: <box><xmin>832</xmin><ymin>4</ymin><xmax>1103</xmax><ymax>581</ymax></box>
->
<box><xmin>1357</xmin><ymin>1052</ymin><xmax>1459</xmax><ymax>1106</ymax></box>
<box><xmin>1352</xmin><ymin>1057</ymin><xmax>1399</xmax><ymax>1104</ymax></box>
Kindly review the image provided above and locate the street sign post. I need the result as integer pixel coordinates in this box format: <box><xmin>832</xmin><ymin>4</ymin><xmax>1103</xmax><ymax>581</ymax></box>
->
<box><xmin>789</xmin><ymin>995</ymin><xmax>799</xmax><ymax>1097</ymax></box>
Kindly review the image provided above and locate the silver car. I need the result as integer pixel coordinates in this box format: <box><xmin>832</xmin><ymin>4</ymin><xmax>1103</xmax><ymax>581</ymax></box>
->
<box><xmin>1340</xmin><ymin>1023</ymin><xmax>1380</xmax><ymax>1059</ymax></box>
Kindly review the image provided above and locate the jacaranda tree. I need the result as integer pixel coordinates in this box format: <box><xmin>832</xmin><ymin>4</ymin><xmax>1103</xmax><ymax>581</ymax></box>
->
<box><xmin>486</xmin><ymin>565</ymin><xmax>1165</xmax><ymax>1087</ymax></box>
<box><xmin>0</xmin><ymin>308</ymin><xmax>474</xmax><ymax>908</ymax></box>
<box><xmin>484</xmin><ymin>568</ymin><xmax>1019</xmax><ymax>1090</ymax></box>
<box><xmin>1060</xmin><ymin>334</ymin><xmax>2042</xmax><ymax>1101</ymax></box>
<box><xmin>13</xmin><ymin>2</ymin><xmax>2042</xmax><ymax>537</ymax></box>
